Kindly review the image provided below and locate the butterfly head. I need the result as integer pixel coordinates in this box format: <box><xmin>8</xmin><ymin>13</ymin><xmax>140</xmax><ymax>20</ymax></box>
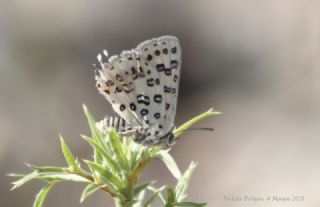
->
<box><xmin>162</xmin><ymin>131</ymin><xmax>176</xmax><ymax>147</ymax></box>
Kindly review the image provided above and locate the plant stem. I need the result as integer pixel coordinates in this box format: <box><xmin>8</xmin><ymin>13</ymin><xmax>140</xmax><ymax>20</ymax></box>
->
<box><xmin>114</xmin><ymin>198</ymin><xmax>134</xmax><ymax>207</ymax></box>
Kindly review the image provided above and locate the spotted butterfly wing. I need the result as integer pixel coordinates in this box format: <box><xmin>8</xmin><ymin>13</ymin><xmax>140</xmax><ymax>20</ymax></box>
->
<box><xmin>95</xmin><ymin>36</ymin><xmax>181</xmax><ymax>146</ymax></box>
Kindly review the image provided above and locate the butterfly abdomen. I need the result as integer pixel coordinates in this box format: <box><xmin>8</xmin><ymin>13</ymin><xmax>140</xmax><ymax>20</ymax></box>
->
<box><xmin>97</xmin><ymin>116</ymin><xmax>133</xmax><ymax>133</ymax></box>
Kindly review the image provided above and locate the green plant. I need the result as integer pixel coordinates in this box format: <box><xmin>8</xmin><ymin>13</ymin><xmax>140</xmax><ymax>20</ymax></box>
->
<box><xmin>9</xmin><ymin>105</ymin><xmax>220</xmax><ymax>207</ymax></box>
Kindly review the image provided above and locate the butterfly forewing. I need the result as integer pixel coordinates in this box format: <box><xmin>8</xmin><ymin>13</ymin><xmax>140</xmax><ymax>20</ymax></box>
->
<box><xmin>95</xmin><ymin>36</ymin><xmax>181</xmax><ymax>146</ymax></box>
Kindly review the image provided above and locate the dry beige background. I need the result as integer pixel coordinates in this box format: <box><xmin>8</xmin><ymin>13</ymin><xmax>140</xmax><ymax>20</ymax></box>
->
<box><xmin>1</xmin><ymin>0</ymin><xmax>320</xmax><ymax>207</ymax></box>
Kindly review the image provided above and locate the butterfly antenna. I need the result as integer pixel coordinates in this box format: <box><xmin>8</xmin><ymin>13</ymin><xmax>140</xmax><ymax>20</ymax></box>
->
<box><xmin>175</xmin><ymin>127</ymin><xmax>214</xmax><ymax>134</ymax></box>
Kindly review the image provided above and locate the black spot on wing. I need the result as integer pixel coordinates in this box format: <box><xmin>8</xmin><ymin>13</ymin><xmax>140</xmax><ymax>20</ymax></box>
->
<box><xmin>166</xmin><ymin>103</ymin><xmax>170</xmax><ymax>110</ymax></box>
<box><xmin>140</xmin><ymin>109</ymin><xmax>149</xmax><ymax>116</ymax></box>
<box><xmin>120</xmin><ymin>104</ymin><xmax>126</xmax><ymax>111</ymax></box>
<box><xmin>164</xmin><ymin>68</ymin><xmax>172</xmax><ymax>76</ymax></box>
<box><xmin>138</xmin><ymin>66</ymin><xmax>145</xmax><ymax>77</ymax></box>
<box><xmin>154</xmin><ymin>94</ymin><xmax>162</xmax><ymax>103</ymax></box>
<box><xmin>154</xmin><ymin>113</ymin><xmax>161</xmax><ymax>119</ymax></box>
<box><xmin>130</xmin><ymin>103</ymin><xmax>136</xmax><ymax>111</ymax></box>
<box><xmin>154</xmin><ymin>50</ymin><xmax>161</xmax><ymax>56</ymax></box>
<box><xmin>170</xmin><ymin>60</ymin><xmax>179</xmax><ymax>69</ymax></box>
<box><xmin>146</xmin><ymin>78</ymin><xmax>155</xmax><ymax>87</ymax></box>
<box><xmin>115</xmin><ymin>87</ymin><xmax>123</xmax><ymax>93</ymax></box>
<box><xmin>137</xmin><ymin>94</ymin><xmax>150</xmax><ymax>105</ymax></box>
<box><xmin>164</xmin><ymin>86</ymin><xmax>176</xmax><ymax>94</ymax></box>
<box><xmin>116</xmin><ymin>74</ymin><xmax>124</xmax><ymax>82</ymax></box>
<box><xmin>106</xmin><ymin>80</ymin><xmax>114</xmax><ymax>86</ymax></box>
<box><xmin>171</xmin><ymin>47</ymin><xmax>177</xmax><ymax>54</ymax></box>
<box><xmin>156</xmin><ymin>64</ymin><xmax>165</xmax><ymax>72</ymax></box>
<box><xmin>174</xmin><ymin>75</ymin><xmax>178</xmax><ymax>82</ymax></box>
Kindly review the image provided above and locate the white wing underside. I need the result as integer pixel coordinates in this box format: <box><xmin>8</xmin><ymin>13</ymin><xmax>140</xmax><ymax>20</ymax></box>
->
<box><xmin>95</xmin><ymin>36</ymin><xmax>181</xmax><ymax>145</ymax></box>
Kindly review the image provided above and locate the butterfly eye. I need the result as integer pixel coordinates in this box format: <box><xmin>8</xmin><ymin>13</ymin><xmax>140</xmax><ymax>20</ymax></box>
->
<box><xmin>166</xmin><ymin>133</ymin><xmax>176</xmax><ymax>147</ymax></box>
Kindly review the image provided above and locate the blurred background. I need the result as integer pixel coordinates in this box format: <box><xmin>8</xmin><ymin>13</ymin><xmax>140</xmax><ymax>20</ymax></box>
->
<box><xmin>1</xmin><ymin>0</ymin><xmax>320</xmax><ymax>206</ymax></box>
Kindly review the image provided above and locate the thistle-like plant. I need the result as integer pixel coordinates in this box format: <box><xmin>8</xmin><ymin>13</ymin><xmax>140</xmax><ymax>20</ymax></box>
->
<box><xmin>9</xmin><ymin>105</ymin><xmax>220</xmax><ymax>207</ymax></box>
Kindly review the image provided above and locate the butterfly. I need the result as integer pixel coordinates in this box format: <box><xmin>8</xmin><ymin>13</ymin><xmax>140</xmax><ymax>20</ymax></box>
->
<box><xmin>94</xmin><ymin>36</ymin><xmax>181</xmax><ymax>147</ymax></box>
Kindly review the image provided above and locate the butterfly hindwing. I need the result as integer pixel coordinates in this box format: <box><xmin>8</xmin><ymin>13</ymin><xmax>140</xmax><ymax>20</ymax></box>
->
<box><xmin>137</xmin><ymin>36</ymin><xmax>181</xmax><ymax>134</ymax></box>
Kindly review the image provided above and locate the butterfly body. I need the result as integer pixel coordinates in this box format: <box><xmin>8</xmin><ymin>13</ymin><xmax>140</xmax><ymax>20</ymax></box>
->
<box><xmin>95</xmin><ymin>36</ymin><xmax>181</xmax><ymax>146</ymax></box>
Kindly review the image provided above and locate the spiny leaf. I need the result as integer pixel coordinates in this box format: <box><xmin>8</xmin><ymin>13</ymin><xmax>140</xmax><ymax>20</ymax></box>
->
<box><xmin>119</xmin><ymin>187</ymin><xmax>133</xmax><ymax>201</ymax></box>
<box><xmin>85</xmin><ymin>160</ymin><xmax>123</xmax><ymax>188</ymax></box>
<box><xmin>26</xmin><ymin>164</ymin><xmax>66</xmax><ymax>173</ymax></box>
<box><xmin>143</xmin><ymin>193</ymin><xmax>159</xmax><ymax>207</ymax></box>
<box><xmin>83</xmin><ymin>104</ymin><xmax>104</xmax><ymax>163</ymax></box>
<box><xmin>60</xmin><ymin>136</ymin><xmax>79</xmax><ymax>170</ymax></box>
<box><xmin>134</xmin><ymin>188</ymin><xmax>146</xmax><ymax>207</ymax></box>
<box><xmin>143</xmin><ymin>186</ymin><xmax>165</xmax><ymax>207</ymax></box>
<box><xmin>129</xmin><ymin>143</ymin><xmax>144</xmax><ymax>170</ymax></box>
<box><xmin>133</xmin><ymin>182</ymin><xmax>152</xmax><ymax>196</ymax></box>
<box><xmin>147</xmin><ymin>186</ymin><xmax>166</xmax><ymax>204</ymax></box>
<box><xmin>36</xmin><ymin>173</ymin><xmax>89</xmax><ymax>183</ymax></box>
<box><xmin>109</xmin><ymin>130</ymin><xmax>130</xmax><ymax>172</ymax></box>
<box><xmin>11</xmin><ymin>171</ymin><xmax>39</xmax><ymax>190</ymax></box>
<box><xmin>175</xmin><ymin>162</ymin><xmax>197</xmax><ymax>202</ymax></box>
<box><xmin>33</xmin><ymin>183</ymin><xmax>54</xmax><ymax>207</ymax></box>
<box><xmin>7</xmin><ymin>173</ymin><xmax>24</xmax><ymax>178</ymax></box>
<box><xmin>174</xmin><ymin>108</ymin><xmax>221</xmax><ymax>138</ymax></box>
<box><xmin>82</xmin><ymin>135</ymin><xmax>121</xmax><ymax>172</ymax></box>
<box><xmin>165</xmin><ymin>187</ymin><xmax>176</xmax><ymax>207</ymax></box>
<box><xmin>156</xmin><ymin>150</ymin><xmax>181</xmax><ymax>179</ymax></box>
<box><xmin>80</xmin><ymin>183</ymin><xmax>100</xmax><ymax>203</ymax></box>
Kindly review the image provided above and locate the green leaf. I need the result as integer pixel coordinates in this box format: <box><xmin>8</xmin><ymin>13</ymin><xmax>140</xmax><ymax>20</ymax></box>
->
<box><xmin>175</xmin><ymin>162</ymin><xmax>197</xmax><ymax>202</ymax></box>
<box><xmin>174</xmin><ymin>109</ymin><xmax>221</xmax><ymax>138</ymax></box>
<box><xmin>26</xmin><ymin>164</ymin><xmax>66</xmax><ymax>173</ymax></box>
<box><xmin>82</xmin><ymin>135</ymin><xmax>121</xmax><ymax>173</ymax></box>
<box><xmin>129</xmin><ymin>143</ymin><xmax>143</xmax><ymax>169</ymax></box>
<box><xmin>119</xmin><ymin>187</ymin><xmax>133</xmax><ymax>201</ymax></box>
<box><xmin>85</xmin><ymin>160</ymin><xmax>123</xmax><ymax>188</ymax></box>
<box><xmin>36</xmin><ymin>173</ymin><xmax>89</xmax><ymax>183</ymax></box>
<box><xmin>143</xmin><ymin>186</ymin><xmax>165</xmax><ymax>207</ymax></box>
<box><xmin>11</xmin><ymin>171</ymin><xmax>39</xmax><ymax>190</ymax></box>
<box><xmin>7</xmin><ymin>173</ymin><xmax>24</xmax><ymax>178</ymax></box>
<box><xmin>109</xmin><ymin>130</ymin><xmax>130</xmax><ymax>172</ymax></box>
<box><xmin>122</xmin><ymin>136</ymin><xmax>130</xmax><ymax>155</ymax></box>
<box><xmin>123</xmin><ymin>200</ymin><xmax>138</xmax><ymax>207</ymax></box>
<box><xmin>156</xmin><ymin>150</ymin><xmax>181</xmax><ymax>179</ymax></box>
<box><xmin>165</xmin><ymin>187</ymin><xmax>176</xmax><ymax>207</ymax></box>
<box><xmin>147</xmin><ymin>186</ymin><xmax>166</xmax><ymax>204</ymax></box>
<box><xmin>134</xmin><ymin>187</ymin><xmax>146</xmax><ymax>207</ymax></box>
<box><xmin>83</xmin><ymin>105</ymin><xmax>105</xmax><ymax>163</ymax></box>
<box><xmin>33</xmin><ymin>183</ymin><xmax>54</xmax><ymax>207</ymax></box>
<box><xmin>80</xmin><ymin>183</ymin><xmax>100</xmax><ymax>203</ymax></box>
<box><xmin>133</xmin><ymin>182</ymin><xmax>152</xmax><ymax>196</ymax></box>
<box><xmin>143</xmin><ymin>192</ymin><xmax>159</xmax><ymax>207</ymax></box>
<box><xmin>175</xmin><ymin>202</ymin><xmax>207</xmax><ymax>207</ymax></box>
<box><xmin>60</xmin><ymin>136</ymin><xmax>79</xmax><ymax>170</ymax></box>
